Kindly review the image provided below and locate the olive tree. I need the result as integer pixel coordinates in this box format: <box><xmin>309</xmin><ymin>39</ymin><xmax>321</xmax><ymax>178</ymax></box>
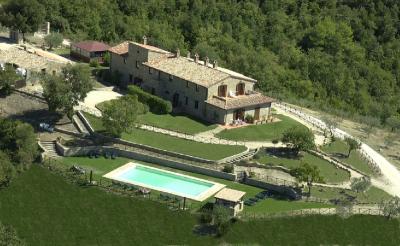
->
<box><xmin>290</xmin><ymin>162</ymin><xmax>323</xmax><ymax>196</ymax></box>
<box><xmin>380</xmin><ymin>197</ymin><xmax>400</xmax><ymax>220</ymax></box>
<box><xmin>102</xmin><ymin>95</ymin><xmax>148</xmax><ymax>137</ymax></box>
<box><xmin>345</xmin><ymin>137</ymin><xmax>361</xmax><ymax>157</ymax></box>
<box><xmin>282</xmin><ymin>126</ymin><xmax>315</xmax><ymax>155</ymax></box>
<box><xmin>350</xmin><ymin>177</ymin><xmax>371</xmax><ymax>194</ymax></box>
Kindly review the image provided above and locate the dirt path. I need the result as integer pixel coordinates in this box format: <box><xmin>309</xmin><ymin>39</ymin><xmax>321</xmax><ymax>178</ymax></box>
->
<box><xmin>274</xmin><ymin>102</ymin><xmax>400</xmax><ymax>197</ymax></box>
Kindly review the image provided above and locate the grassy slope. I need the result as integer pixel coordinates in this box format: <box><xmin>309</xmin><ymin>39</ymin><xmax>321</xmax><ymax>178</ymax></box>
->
<box><xmin>137</xmin><ymin>112</ymin><xmax>217</xmax><ymax>134</ymax></box>
<box><xmin>321</xmin><ymin>140</ymin><xmax>375</xmax><ymax>175</ymax></box>
<box><xmin>83</xmin><ymin>112</ymin><xmax>245</xmax><ymax>161</ymax></box>
<box><xmin>59</xmin><ymin>156</ymin><xmax>332</xmax><ymax>213</ymax></box>
<box><xmin>216</xmin><ymin>114</ymin><xmax>308</xmax><ymax>141</ymax></box>
<box><xmin>96</xmin><ymin>100</ymin><xmax>217</xmax><ymax>135</ymax></box>
<box><xmin>0</xmin><ymin>166</ymin><xmax>399</xmax><ymax>245</ymax></box>
<box><xmin>257</xmin><ymin>151</ymin><xmax>350</xmax><ymax>184</ymax></box>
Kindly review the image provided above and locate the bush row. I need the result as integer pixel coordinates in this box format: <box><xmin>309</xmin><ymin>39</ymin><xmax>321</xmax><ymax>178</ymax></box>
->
<box><xmin>127</xmin><ymin>85</ymin><xmax>172</xmax><ymax>114</ymax></box>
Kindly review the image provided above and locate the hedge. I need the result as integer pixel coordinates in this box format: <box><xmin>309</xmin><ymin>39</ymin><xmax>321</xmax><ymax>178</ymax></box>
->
<box><xmin>127</xmin><ymin>85</ymin><xmax>172</xmax><ymax>114</ymax></box>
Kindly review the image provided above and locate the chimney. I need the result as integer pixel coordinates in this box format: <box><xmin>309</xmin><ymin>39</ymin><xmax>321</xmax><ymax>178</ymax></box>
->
<box><xmin>142</xmin><ymin>36</ymin><xmax>147</xmax><ymax>45</ymax></box>
<box><xmin>213</xmin><ymin>60</ymin><xmax>218</xmax><ymax>68</ymax></box>
<box><xmin>194</xmin><ymin>53</ymin><xmax>199</xmax><ymax>63</ymax></box>
<box><xmin>205</xmin><ymin>57</ymin><xmax>209</xmax><ymax>67</ymax></box>
<box><xmin>176</xmin><ymin>48</ymin><xmax>180</xmax><ymax>58</ymax></box>
<box><xmin>187</xmin><ymin>51</ymin><xmax>191</xmax><ymax>59</ymax></box>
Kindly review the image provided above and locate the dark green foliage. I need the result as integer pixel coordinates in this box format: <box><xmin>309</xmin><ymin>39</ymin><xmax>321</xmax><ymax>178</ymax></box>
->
<box><xmin>0</xmin><ymin>65</ymin><xmax>21</xmax><ymax>96</ymax></box>
<box><xmin>42</xmin><ymin>64</ymin><xmax>93</xmax><ymax>117</ymax></box>
<box><xmin>127</xmin><ymin>85</ymin><xmax>172</xmax><ymax>114</ymax></box>
<box><xmin>101</xmin><ymin>95</ymin><xmax>148</xmax><ymax>137</ymax></box>
<box><xmin>222</xmin><ymin>164</ymin><xmax>234</xmax><ymax>173</ymax></box>
<box><xmin>245</xmin><ymin>114</ymin><xmax>254</xmax><ymax>124</ymax></box>
<box><xmin>290</xmin><ymin>162</ymin><xmax>324</xmax><ymax>196</ymax></box>
<box><xmin>44</xmin><ymin>32</ymin><xmax>63</xmax><ymax>50</ymax></box>
<box><xmin>282</xmin><ymin>126</ymin><xmax>315</xmax><ymax>154</ymax></box>
<box><xmin>0</xmin><ymin>0</ymin><xmax>44</xmax><ymax>37</ymax></box>
<box><xmin>0</xmin><ymin>118</ymin><xmax>38</xmax><ymax>170</ymax></box>
<box><xmin>344</xmin><ymin>137</ymin><xmax>361</xmax><ymax>158</ymax></box>
<box><xmin>0</xmin><ymin>0</ymin><xmax>397</xmax><ymax>122</ymax></box>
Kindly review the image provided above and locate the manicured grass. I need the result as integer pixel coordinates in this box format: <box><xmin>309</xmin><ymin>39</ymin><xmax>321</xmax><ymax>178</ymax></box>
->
<box><xmin>137</xmin><ymin>112</ymin><xmax>218</xmax><ymax>134</ymax></box>
<box><xmin>1</xmin><ymin>167</ymin><xmax>399</xmax><ymax>245</ymax></box>
<box><xmin>310</xmin><ymin>186</ymin><xmax>393</xmax><ymax>204</ymax></box>
<box><xmin>321</xmin><ymin>140</ymin><xmax>375</xmax><ymax>175</ymax></box>
<box><xmin>256</xmin><ymin>151</ymin><xmax>350</xmax><ymax>184</ymax></box>
<box><xmin>58</xmin><ymin>156</ymin><xmax>332</xmax><ymax>214</ymax></box>
<box><xmin>51</xmin><ymin>47</ymin><xmax>70</xmax><ymax>56</ymax></box>
<box><xmin>97</xmin><ymin>101</ymin><xmax>217</xmax><ymax>134</ymax></box>
<box><xmin>83</xmin><ymin>112</ymin><xmax>246</xmax><ymax>161</ymax></box>
<box><xmin>216</xmin><ymin>114</ymin><xmax>308</xmax><ymax>141</ymax></box>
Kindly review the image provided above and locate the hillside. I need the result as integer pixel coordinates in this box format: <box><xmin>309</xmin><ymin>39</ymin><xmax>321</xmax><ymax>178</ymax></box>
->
<box><xmin>1</xmin><ymin>0</ymin><xmax>399</xmax><ymax>126</ymax></box>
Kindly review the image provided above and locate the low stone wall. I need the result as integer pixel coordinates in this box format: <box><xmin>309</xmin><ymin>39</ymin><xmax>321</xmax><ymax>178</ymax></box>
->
<box><xmin>76</xmin><ymin>111</ymin><xmax>95</xmax><ymax>134</ymax></box>
<box><xmin>243</xmin><ymin>178</ymin><xmax>300</xmax><ymax>200</ymax></box>
<box><xmin>55</xmin><ymin>141</ymin><xmax>237</xmax><ymax>181</ymax></box>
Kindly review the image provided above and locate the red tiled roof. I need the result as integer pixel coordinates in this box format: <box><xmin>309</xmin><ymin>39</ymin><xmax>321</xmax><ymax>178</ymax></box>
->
<box><xmin>108</xmin><ymin>41</ymin><xmax>129</xmax><ymax>55</ymax></box>
<box><xmin>206</xmin><ymin>93</ymin><xmax>274</xmax><ymax>110</ymax></box>
<box><xmin>72</xmin><ymin>41</ymin><xmax>110</xmax><ymax>52</ymax></box>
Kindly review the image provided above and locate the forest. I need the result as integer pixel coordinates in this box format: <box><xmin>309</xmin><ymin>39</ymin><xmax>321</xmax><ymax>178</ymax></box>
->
<box><xmin>1</xmin><ymin>0</ymin><xmax>399</xmax><ymax>125</ymax></box>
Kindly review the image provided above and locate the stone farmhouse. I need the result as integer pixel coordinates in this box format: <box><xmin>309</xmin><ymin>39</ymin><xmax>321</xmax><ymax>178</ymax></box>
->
<box><xmin>109</xmin><ymin>37</ymin><xmax>273</xmax><ymax>125</ymax></box>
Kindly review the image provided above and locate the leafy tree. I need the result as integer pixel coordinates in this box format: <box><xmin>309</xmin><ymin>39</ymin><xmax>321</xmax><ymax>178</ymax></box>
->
<box><xmin>282</xmin><ymin>126</ymin><xmax>315</xmax><ymax>155</ymax></box>
<box><xmin>44</xmin><ymin>32</ymin><xmax>63</xmax><ymax>50</ymax></box>
<box><xmin>290</xmin><ymin>162</ymin><xmax>323</xmax><ymax>196</ymax></box>
<box><xmin>0</xmin><ymin>222</ymin><xmax>25</xmax><ymax>246</ymax></box>
<box><xmin>0</xmin><ymin>0</ymin><xmax>45</xmax><ymax>40</ymax></box>
<box><xmin>350</xmin><ymin>177</ymin><xmax>371</xmax><ymax>194</ymax></box>
<box><xmin>345</xmin><ymin>137</ymin><xmax>361</xmax><ymax>158</ymax></box>
<box><xmin>0</xmin><ymin>65</ymin><xmax>21</xmax><ymax>96</ymax></box>
<box><xmin>386</xmin><ymin>115</ymin><xmax>400</xmax><ymax>132</ymax></box>
<box><xmin>211</xmin><ymin>205</ymin><xmax>232</xmax><ymax>237</ymax></box>
<box><xmin>0</xmin><ymin>151</ymin><xmax>15</xmax><ymax>187</ymax></box>
<box><xmin>380</xmin><ymin>197</ymin><xmax>400</xmax><ymax>220</ymax></box>
<box><xmin>102</xmin><ymin>95</ymin><xmax>148</xmax><ymax>137</ymax></box>
<box><xmin>42</xmin><ymin>64</ymin><xmax>93</xmax><ymax>118</ymax></box>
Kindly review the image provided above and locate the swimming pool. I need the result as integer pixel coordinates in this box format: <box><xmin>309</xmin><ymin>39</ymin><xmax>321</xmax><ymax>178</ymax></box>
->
<box><xmin>103</xmin><ymin>163</ymin><xmax>225</xmax><ymax>201</ymax></box>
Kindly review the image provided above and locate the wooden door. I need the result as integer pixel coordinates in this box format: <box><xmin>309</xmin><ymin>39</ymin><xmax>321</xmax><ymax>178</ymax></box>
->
<box><xmin>254</xmin><ymin>108</ymin><xmax>260</xmax><ymax>121</ymax></box>
<box><xmin>236</xmin><ymin>83</ymin><xmax>245</xmax><ymax>95</ymax></box>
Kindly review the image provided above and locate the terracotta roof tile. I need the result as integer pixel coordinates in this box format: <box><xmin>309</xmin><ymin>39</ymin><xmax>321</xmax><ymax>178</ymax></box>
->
<box><xmin>108</xmin><ymin>41</ymin><xmax>129</xmax><ymax>55</ymax></box>
<box><xmin>206</xmin><ymin>93</ymin><xmax>274</xmax><ymax>110</ymax></box>
<box><xmin>72</xmin><ymin>41</ymin><xmax>110</xmax><ymax>52</ymax></box>
<box><xmin>214</xmin><ymin>188</ymin><xmax>246</xmax><ymax>202</ymax></box>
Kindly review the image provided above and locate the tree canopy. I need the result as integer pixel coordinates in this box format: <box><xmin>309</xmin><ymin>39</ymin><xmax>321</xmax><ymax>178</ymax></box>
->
<box><xmin>1</xmin><ymin>0</ymin><xmax>400</xmax><ymax>125</ymax></box>
<box><xmin>290</xmin><ymin>162</ymin><xmax>323</xmax><ymax>196</ymax></box>
<box><xmin>282</xmin><ymin>126</ymin><xmax>315</xmax><ymax>154</ymax></box>
<box><xmin>102</xmin><ymin>95</ymin><xmax>148</xmax><ymax>137</ymax></box>
<box><xmin>42</xmin><ymin>64</ymin><xmax>93</xmax><ymax>118</ymax></box>
<box><xmin>0</xmin><ymin>65</ymin><xmax>21</xmax><ymax>96</ymax></box>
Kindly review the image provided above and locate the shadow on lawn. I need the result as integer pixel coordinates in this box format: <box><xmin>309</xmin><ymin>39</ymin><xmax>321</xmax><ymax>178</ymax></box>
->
<box><xmin>263</xmin><ymin>147</ymin><xmax>302</xmax><ymax>160</ymax></box>
<box><xmin>7</xmin><ymin>109</ymin><xmax>63</xmax><ymax>131</ymax></box>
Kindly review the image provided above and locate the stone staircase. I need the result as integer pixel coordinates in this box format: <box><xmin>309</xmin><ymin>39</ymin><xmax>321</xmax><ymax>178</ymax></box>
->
<box><xmin>39</xmin><ymin>141</ymin><xmax>60</xmax><ymax>158</ymax></box>
<box><xmin>225</xmin><ymin>148</ymin><xmax>258</xmax><ymax>164</ymax></box>
<box><xmin>72</xmin><ymin>114</ymin><xmax>90</xmax><ymax>135</ymax></box>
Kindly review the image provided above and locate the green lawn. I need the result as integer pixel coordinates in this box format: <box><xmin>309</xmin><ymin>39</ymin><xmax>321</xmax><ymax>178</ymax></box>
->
<box><xmin>58</xmin><ymin>156</ymin><xmax>332</xmax><ymax>214</ymax></box>
<box><xmin>83</xmin><ymin>112</ymin><xmax>245</xmax><ymax>161</ymax></box>
<box><xmin>1</xmin><ymin>166</ymin><xmax>399</xmax><ymax>245</ymax></box>
<box><xmin>256</xmin><ymin>151</ymin><xmax>350</xmax><ymax>184</ymax></box>
<box><xmin>321</xmin><ymin>140</ymin><xmax>375</xmax><ymax>175</ymax></box>
<box><xmin>216</xmin><ymin>114</ymin><xmax>308</xmax><ymax>141</ymax></box>
<box><xmin>97</xmin><ymin>101</ymin><xmax>217</xmax><ymax>134</ymax></box>
<box><xmin>310</xmin><ymin>186</ymin><xmax>393</xmax><ymax>204</ymax></box>
<box><xmin>137</xmin><ymin>112</ymin><xmax>218</xmax><ymax>134</ymax></box>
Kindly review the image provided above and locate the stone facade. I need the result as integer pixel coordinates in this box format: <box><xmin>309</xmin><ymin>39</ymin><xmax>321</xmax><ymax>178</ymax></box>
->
<box><xmin>109</xmin><ymin>39</ymin><xmax>274</xmax><ymax>124</ymax></box>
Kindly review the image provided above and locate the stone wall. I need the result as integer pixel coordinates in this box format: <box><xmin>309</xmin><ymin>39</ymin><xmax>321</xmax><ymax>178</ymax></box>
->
<box><xmin>243</xmin><ymin>178</ymin><xmax>300</xmax><ymax>200</ymax></box>
<box><xmin>55</xmin><ymin>141</ymin><xmax>237</xmax><ymax>181</ymax></box>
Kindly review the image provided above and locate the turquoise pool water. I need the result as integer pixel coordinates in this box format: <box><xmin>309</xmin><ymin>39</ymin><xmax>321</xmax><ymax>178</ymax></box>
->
<box><xmin>118</xmin><ymin>165</ymin><xmax>214</xmax><ymax>197</ymax></box>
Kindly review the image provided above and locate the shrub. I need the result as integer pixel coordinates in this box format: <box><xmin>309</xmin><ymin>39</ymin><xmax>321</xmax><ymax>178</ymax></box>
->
<box><xmin>245</xmin><ymin>114</ymin><xmax>254</xmax><ymax>123</ymax></box>
<box><xmin>127</xmin><ymin>85</ymin><xmax>172</xmax><ymax>114</ymax></box>
<box><xmin>222</xmin><ymin>164</ymin><xmax>234</xmax><ymax>173</ymax></box>
<box><xmin>199</xmin><ymin>212</ymin><xmax>213</xmax><ymax>224</ymax></box>
<box><xmin>90</xmin><ymin>60</ymin><xmax>100</xmax><ymax>68</ymax></box>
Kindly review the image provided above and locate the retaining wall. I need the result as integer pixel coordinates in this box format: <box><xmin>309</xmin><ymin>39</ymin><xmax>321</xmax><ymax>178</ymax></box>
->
<box><xmin>55</xmin><ymin>141</ymin><xmax>237</xmax><ymax>181</ymax></box>
<box><xmin>243</xmin><ymin>178</ymin><xmax>300</xmax><ymax>200</ymax></box>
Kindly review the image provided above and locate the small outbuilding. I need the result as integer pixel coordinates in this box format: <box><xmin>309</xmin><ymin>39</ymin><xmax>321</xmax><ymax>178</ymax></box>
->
<box><xmin>70</xmin><ymin>41</ymin><xmax>110</xmax><ymax>63</ymax></box>
<box><xmin>214</xmin><ymin>188</ymin><xmax>246</xmax><ymax>216</ymax></box>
